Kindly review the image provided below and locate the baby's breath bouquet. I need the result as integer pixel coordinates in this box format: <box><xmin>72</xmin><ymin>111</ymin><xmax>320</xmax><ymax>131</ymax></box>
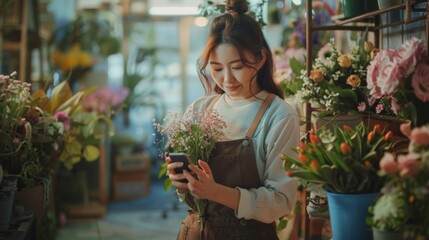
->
<box><xmin>154</xmin><ymin>107</ymin><xmax>226</xmax><ymax>230</ymax></box>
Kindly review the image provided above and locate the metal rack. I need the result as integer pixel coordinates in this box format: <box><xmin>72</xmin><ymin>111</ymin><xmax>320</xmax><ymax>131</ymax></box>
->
<box><xmin>301</xmin><ymin>1</ymin><xmax>429</xmax><ymax>239</ymax></box>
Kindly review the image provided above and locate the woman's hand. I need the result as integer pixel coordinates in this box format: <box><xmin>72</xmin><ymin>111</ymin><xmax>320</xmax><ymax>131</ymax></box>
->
<box><xmin>183</xmin><ymin>160</ymin><xmax>219</xmax><ymax>201</ymax></box>
<box><xmin>166</xmin><ymin>157</ymin><xmax>189</xmax><ymax>193</ymax></box>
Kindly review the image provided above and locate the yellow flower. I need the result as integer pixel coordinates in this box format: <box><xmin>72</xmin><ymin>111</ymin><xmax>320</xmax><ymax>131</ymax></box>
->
<box><xmin>346</xmin><ymin>75</ymin><xmax>361</xmax><ymax>87</ymax></box>
<box><xmin>309</xmin><ymin>69</ymin><xmax>324</xmax><ymax>83</ymax></box>
<box><xmin>337</xmin><ymin>54</ymin><xmax>351</xmax><ymax>68</ymax></box>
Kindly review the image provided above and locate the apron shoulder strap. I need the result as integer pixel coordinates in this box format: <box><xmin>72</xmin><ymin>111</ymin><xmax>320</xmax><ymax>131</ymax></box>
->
<box><xmin>245</xmin><ymin>94</ymin><xmax>276</xmax><ymax>138</ymax></box>
<box><xmin>206</xmin><ymin>94</ymin><xmax>222</xmax><ymax>110</ymax></box>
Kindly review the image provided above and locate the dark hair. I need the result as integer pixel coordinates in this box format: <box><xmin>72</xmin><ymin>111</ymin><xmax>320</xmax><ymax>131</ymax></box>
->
<box><xmin>197</xmin><ymin>0</ymin><xmax>284</xmax><ymax>99</ymax></box>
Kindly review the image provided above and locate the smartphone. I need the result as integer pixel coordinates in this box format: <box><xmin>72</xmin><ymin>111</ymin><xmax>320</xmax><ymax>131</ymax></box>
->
<box><xmin>168</xmin><ymin>152</ymin><xmax>192</xmax><ymax>174</ymax></box>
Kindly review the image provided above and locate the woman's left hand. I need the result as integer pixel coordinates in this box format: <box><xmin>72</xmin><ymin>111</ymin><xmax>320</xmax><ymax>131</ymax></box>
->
<box><xmin>183</xmin><ymin>160</ymin><xmax>218</xmax><ymax>200</ymax></box>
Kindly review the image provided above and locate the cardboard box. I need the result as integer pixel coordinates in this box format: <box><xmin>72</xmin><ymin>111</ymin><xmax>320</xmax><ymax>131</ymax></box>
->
<box><xmin>112</xmin><ymin>171</ymin><xmax>151</xmax><ymax>200</ymax></box>
<box><xmin>115</xmin><ymin>153</ymin><xmax>151</xmax><ymax>172</ymax></box>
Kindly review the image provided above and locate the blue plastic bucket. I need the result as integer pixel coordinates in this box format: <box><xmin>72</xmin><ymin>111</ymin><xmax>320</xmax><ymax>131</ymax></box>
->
<box><xmin>327</xmin><ymin>191</ymin><xmax>378</xmax><ymax>240</ymax></box>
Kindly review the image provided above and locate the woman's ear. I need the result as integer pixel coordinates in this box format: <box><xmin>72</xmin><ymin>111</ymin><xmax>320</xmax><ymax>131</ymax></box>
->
<box><xmin>256</xmin><ymin>49</ymin><xmax>267</xmax><ymax>70</ymax></box>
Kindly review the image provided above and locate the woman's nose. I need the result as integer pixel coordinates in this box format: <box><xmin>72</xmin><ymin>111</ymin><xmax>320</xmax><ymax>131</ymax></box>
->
<box><xmin>224</xmin><ymin>68</ymin><xmax>233</xmax><ymax>82</ymax></box>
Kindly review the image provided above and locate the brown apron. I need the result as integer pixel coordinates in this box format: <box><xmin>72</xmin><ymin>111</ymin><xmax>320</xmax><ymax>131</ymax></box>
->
<box><xmin>177</xmin><ymin>94</ymin><xmax>279</xmax><ymax>240</ymax></box>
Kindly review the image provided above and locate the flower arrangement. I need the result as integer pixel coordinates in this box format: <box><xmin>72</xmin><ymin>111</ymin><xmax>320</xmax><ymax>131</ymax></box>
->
<box><xmin>295</xmin><ymin>38</ymin><xmax>373</xmax><ymax>115</ymax></box>
<box><xmin>273</xmin><ymin>33</ymin><xmax>306</xmax><ymax>98</ymax></box>
<box><xmin>154</xmin><ymin>108</ymin><xmax>226</xmax><ymax>230</ymax></box>
<box><xmin>32</xmin><ymin>81</ymin><xmax>126</xmax><ymax>169</ymax></box>
<box><xmin>283</xmin><ymin>121</ymin><xmax>394</xmax><ymax>193</ymax></box>
<box><xmin>368</xmin><ymin>122</ymin><xmax>429</xmax><ymax>238</ymax></box>
<box><xmin>0</xmin><ymin>72</ymin><xmax>67</xmax><ymax>185</ymax></box>
<box><xmin>366</xmin><ymin>37</ymin><xmax>429</xmax><ymax>126</ymax></box>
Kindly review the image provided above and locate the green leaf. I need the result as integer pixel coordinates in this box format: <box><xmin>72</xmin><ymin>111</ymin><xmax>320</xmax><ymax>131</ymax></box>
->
<box><xmin>276</xmin><ymin>217</ymin><xmax>287</xmax><ymax>232</ymax></box>
<box><xmin>290</xmin><ymin>57</ymin><xmax>305</xmax><ymax>75</ymax></box>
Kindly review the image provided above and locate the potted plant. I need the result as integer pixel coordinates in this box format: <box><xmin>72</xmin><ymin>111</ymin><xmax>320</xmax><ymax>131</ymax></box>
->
<box><xmin>0</xmin><ymin>72</ymin><xmax>68</xmax><ymax>229</ymax></box>
<box><xmin>283</xmin><ymin>121</ymin><xmax>394</xmax><ymax>240</ymax></box>
<box><xmin>368</xmin><ymin>122</ymin><xmax>429</xmax><ymax>239</ymax></box>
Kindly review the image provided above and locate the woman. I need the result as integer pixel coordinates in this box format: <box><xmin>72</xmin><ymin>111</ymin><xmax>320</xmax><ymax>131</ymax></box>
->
<box><xmin>166</xmin><ymin>0</ymin><xmax>300</xmax><ymax>239</ymax></box>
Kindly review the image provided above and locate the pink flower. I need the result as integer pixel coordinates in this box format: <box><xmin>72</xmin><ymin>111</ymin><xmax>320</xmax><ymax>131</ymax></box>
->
<box><xmin>397</xmin><ymin>153</ymin><xmax>421</xmax><ymax>177</ymax></box>
<box><xmin>357</xmin><ymin>102</ymin><xmax>366</xmax><ymax>112</ymax></box>
<box><xmin>375</xmin><ymin>103</ymin><xmax>383</xmax><ymax>114</ymax></box>
<box><xmin>55</xmin><ymin>112</ymin><xmax>71</xmax><ymax>130</ymax></box>
<box><xmin>410</xmin><ymin>125</ymin><xmax>429</xmax><ymax>147</ymax></box>
<box><xmin>396</xmin><ymin>37</ymin><xmax>425</xmax><ymax>76</ymax></box>
<box><xmin>400</xmin><ymin>121</ymin><xmax>412</xmax><ymax>138</ymax></box>
<box><xmin>377</xmin><ymin>55</ymin><xmax>400</xmax><ymax>96</ymax></box>
<box><xmin>380</xmin><ymin>152</ymin><xmax>399</xmax><ymax>174</ymax></box>
<box><xmin>411</xmin><ymin>62</ymin><xmax>429</xmax><ymax>102</ymax></box>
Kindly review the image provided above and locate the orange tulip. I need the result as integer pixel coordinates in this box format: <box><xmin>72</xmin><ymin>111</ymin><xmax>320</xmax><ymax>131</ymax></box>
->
<box><xmin>298</xmin><ymin>153</ymin><xmax>308</xmax><ymax>164</ymax></box>
<box><xmin>311</xmin><ymin>160</ymin><xmax>320</xmax><ymax>172</ymax></box>
<box><xmin>343</xmin><ymin>125</ymin><xmax>353</xmax><ymax>132</ymax></box>
<box><xmin>286</xmin><ymin>171</ymin><xmax>294</xmax><ymax>177</ymax></box>
<box><xmin>367</xmin><ymin>131</ymin><xmax>375</xmax><ymax>143</ymax></box>
<box><xmin>340</xmin><ymin>142</ymin><xmax>351</xmax><ymax>155</ymax></box>
<box><xmin>374</xmin><ymin>124</ymin><xmax>381</xmax><ymax>135</ymax></box>
<box><xmin>384</xmin><ymin>130</ymin><xmax>393</xmax><ymax>141</ymax></box>
<box><xmin>310</xmin><ymin>134</ymin><xmax>321</xmax><ymax>144</ymax></box>
<box><xmin>364</xmin><ymin>161</ymin><xmax>373</xmax><ymax>168</ymax></box>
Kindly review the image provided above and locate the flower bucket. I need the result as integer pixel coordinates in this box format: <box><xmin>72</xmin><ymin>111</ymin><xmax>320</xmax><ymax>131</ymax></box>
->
<box><xmin>377</xmin><ymin>0</ymin><xmax>402</xmax><ymax>9</ymax></box>
<box><xmin>342</xmin><ymin>0</ymin><xmax>378</xmax><ymax>18</ymax></box>
<box><xmin>327</xmin><ymin>191</ymin><xmax>378</xmax><ymax>240</ymax></box>
<box><xmin>372</xmin><ymin>228</ymin><xmax>404</xmax><ymax>240</ymax></box>
<box><xmin>0</xmin><ymin>177</ymin><xmax>18</xmax><ymax>230</ymax></box>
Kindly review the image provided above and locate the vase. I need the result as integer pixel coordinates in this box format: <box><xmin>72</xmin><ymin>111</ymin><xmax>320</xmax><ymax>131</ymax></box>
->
<box><xmin>377</xmin><ymin>0</ymin><xmax>402</xmax><ymax>9</ymax></box>
<box><xmin>312</xmin><ymin>111</ymin><xmax>362</xmax><ymax>132</ymax></box>
<box><xmin>326</xmin><ymin>191</ymin><xmax>378</xmax><ymax>240</ymax></box>
<box><xmin>0</xmin><ymin>177</ymin><xmax>18</xmax><ymax>230</ymax></box>
<box><xmin>372</xmin><ymin>228</ymin><xmax>404</xmax><ymax>240</ymax></box>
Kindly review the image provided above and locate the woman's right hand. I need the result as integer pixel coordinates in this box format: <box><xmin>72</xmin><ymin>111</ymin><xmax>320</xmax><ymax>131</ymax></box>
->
<box><xmin>166</xmin><ymin>157</ymin><xmax>189</xmax><ymax>193</ymax></box>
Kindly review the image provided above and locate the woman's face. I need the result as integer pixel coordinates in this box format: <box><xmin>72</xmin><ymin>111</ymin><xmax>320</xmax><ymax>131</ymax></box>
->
<box><xmin>209</xmin><ymin>43</ymin><xmax>263</xmax><ymax>100</ymax></box>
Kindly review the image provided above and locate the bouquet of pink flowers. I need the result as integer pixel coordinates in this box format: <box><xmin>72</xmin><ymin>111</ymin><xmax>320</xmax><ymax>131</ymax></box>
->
<box><xmin>369</xmin><ymin>122</ymin><xmax>429</xmax><ymax>238</ymax></box>
<box><xmin>154</xmin><ymin>108</ymin><xmax>226</xmax><ymax>230</ymax></box>
<box><xmin>366</xmin><ymin>38</ymin><xmax>429</xmax><ymax>126</ymax></box>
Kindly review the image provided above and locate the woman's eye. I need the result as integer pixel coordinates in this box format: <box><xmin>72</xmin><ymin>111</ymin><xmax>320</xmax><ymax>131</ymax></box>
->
<box><xmin>232</xmin><ymin>65</ymin><xmax>243</xmax><ymax>70</ymax></box>
<box><xmin>213</xmin><ymin>68</ymin><xmax>222</xmax><ymax>72</ymax></box>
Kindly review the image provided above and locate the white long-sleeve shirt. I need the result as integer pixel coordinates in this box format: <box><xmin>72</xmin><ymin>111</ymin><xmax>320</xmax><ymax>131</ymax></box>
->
<box><xmin>185</xmin><ymin>90</ymin><xmax>300</xmax><ymax>223</ymax></box>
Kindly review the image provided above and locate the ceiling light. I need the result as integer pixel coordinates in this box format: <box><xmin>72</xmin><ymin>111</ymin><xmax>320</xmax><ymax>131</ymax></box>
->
<box><xmin>149</xmin><ymin>6</ymin><xmax>199</xmax><ymax>16</ymax></box>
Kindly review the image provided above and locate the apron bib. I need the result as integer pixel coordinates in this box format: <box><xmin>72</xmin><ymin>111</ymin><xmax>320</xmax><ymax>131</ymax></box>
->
<box><xmin>177</xmin><ymin>94</ymin><xmax>278</xmax><ymax>240</ymax></box>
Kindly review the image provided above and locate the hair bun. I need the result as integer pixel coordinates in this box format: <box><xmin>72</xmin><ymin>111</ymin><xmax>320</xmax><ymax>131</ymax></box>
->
<box><xmin>225</xmin><ymin>0</ymin><xmax>248</xmax><ymax>14</ymax></box>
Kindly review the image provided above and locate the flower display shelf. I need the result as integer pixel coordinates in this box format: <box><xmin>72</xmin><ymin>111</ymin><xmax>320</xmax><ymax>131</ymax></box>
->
<box><xmin>300</xmin><ymin>0</ymin><xmax>429</xmax><ymax>239</ymax></box>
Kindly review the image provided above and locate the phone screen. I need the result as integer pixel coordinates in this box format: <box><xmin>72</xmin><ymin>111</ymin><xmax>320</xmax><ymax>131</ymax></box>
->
<box><xmin>169</xmin><ymin>153</ymin><xmax>192</xmax><ymax>174</ymax></box>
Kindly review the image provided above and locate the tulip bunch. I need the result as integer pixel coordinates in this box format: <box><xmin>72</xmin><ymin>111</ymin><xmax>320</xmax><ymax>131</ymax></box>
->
<box><xmin>283</xmin><ymin>121</ymin><xmax>394</xmax><ymax>193</ymax></box>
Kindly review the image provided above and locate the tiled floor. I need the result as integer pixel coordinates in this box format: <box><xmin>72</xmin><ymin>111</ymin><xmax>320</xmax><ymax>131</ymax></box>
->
<box><xmin>56</xmin><ymin>178</ymin><xmax>188</xmax><ymax>240</ymax></box>
<box><xmin>57</xmin><ymin>207</ymin><xmax>187</xmax><ymax>240</ymax></box>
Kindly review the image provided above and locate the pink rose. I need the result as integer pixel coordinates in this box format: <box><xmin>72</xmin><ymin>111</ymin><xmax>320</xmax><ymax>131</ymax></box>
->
<box><xmin>412</xmin><ymin>62</ymin><xmax>429</xmax><ymax>102</ymax></box>
<box><xmin>397</xmin><ymin>153</ymin><xmax>421</xmax><ymax>177</ymax></box>
<box><xmin>396</xmin><ymin>38</ymin><xmax>425</xmax><ymax>76</ymax></box>
<box><xmin>366</xmin><ymin>55</ymin><xmax>382</xmax><ymax>98</ymax></box>
<box><xmin>377</xmin><ymin>57</ymin><xmax>400</xmax><ymax>95</ymax></box>
<box><xmin>380</xmin><ymin>152</ymin><xmax>399</xmax><ymax>174</ymax></box>
<box><xmin>410</xmin><ymin>125</ymin><xmax>429</xmax><ymax>147</ymax></box>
